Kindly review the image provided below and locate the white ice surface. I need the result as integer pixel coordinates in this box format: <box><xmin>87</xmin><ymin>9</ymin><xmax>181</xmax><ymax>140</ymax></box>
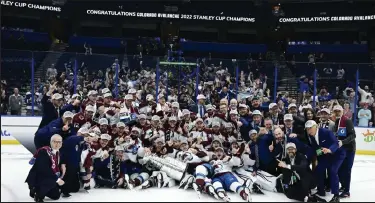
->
<box><xmin>1</xmin><ymin>145</ymin><xmax>375</xmax><ymax>202</ymax></box>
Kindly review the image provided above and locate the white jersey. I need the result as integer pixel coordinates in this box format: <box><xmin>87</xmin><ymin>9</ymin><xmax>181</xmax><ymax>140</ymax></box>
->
<box><xmin>189</xmin><ymin>130</ymin><xmax>210</xmax><ymax>142</ymax></box>
<box><xmin>144</xmin><ymin>128</ymin><xmax>165</xmax><ymax>141</ymax></box>
<box><xmin>211</xmin><ymin>156</ymin><xmax>242</xmax><ymax>176</ymax></box>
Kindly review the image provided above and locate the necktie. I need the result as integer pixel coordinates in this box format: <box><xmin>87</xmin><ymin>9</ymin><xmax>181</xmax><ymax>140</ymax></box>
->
<box><xmin>310</xmin><ymin>136</ymin><xmax>318</xmax><ymax>148</ymax></box>
<box><xmin>56</xmin><ymin>108</ymin><xmax>60</xmax><ymax>117</ymax></box>
<box><xmin>287</xmin><ymin>128</ymin><xmax>291</xmax><ymax>136</ymax></box>
<box><xmin>200</xmin><ymin>105</ymin><xmax>204</xmax><ymax>118</ymax></box>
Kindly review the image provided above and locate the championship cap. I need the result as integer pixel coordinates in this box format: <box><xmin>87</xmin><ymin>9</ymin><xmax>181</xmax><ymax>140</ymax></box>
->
<box><xmin>101</xmin><ymin>88</ymin><xmax>110</xmax><ymax>94</ymax></box>
<box><xmin>197</xmin><ymin>94</ymin><xmax>206</xmax><ymax>100</ymax></box>
<box><xmin>146</xmin><ymin>94</ymin><xmax>154</xmax><ymax>101</ymax></box>
<box><xmin>52</xmin><ymin>93</ymin><xmax>63</xmax><ymax>100</ymax></box>
<box><xmin>283</xmin><ymin>114</ymin><xmax>293</xmax><ymax>121</ymax></box>
<box><xmin>169</xmin><ymin>116</ymin><xmax>177</xmax><ymax>121</ymax></box>
<box><xmin>138</xmin><ymin>114</ymin><xmax>147</xmax><ymax>120</ymax></box>
<box><xmin>100</xmin><ymin>134</ymin><xmax>111</xmax><ymax>141</ymax></box>
<box><xmin>252</xmin><ymin>110</ymin><xmax>262</xmax><ymax>116</ymax></box>
<box><xmin>124</xmin><ymin>94</ymin><xmax>133</xmax><ymax>100</ymax></box>
<box><xmin>182</xmin><ymin>109</ymin><xmax>190</xmax><ymax>115</ymax></box>
<box><xmin>195</xmin><ymin>118</ymin><xmax>204</xmax><ymax>123</ymax></box>
<box><xmin>206</xmin><ymin>104</ymin><xmax>214</xmax><ymax>111</ymax></box>
<box><xmin>305</xmin><ymin>120</ymin><xmax>317</xmax><ymax>129</ymax></box>
<box><xmin>249</xmin><ymin>129</ymin><xmax>258</xmax><ymax>135</ymax></box>
<box><xmin>230</xmin><ymin>110</ymin><xmax>238</xmax><ymax>115</ymax></box>
<box><xmin>333</xmin><ymin>105</ymin><xmax>343</xmax><ymax>112</ymax></box>
<box><xmin>172</xmin><ymin>102</ymin><xmax>180</xmax><ymax>108</ymax></box>
<box><xmin>128</xmin><ymin>88</ymin><xmax>137</xmax><ymax>94</ymax></box>
<box><xmin>152</xmin><ymin>115</ymin><xmax>160</xmax><ymax>121</ymax></box>
<box><xmin>85</xmin><ymin>105</ymin><xmax>95</xmax><ymax>112</ymax></box>
<box><xmin>71</xmin><ymin>94</ymin><xmax>80</xmax><ymax>100</ymax></box>
<box><xmin>78</xmin><ymin>127</ymin><xmax>89</xmax><ymax>135</ymax></box>
<box><xmin>88</xmin><ymin>133</ymin><xmax>96</xmax><ymax>137</ymax></box>
<box><xmin>99</xmin><ymin>118</ymin><xmax>109</xmax><ymax>126</ymax></box>
<box><xmin>62</xmin><ymin>111</ymin><xmax>74</xmax><ymax>119</ymax></box>
<box><xmin>288</xmin><ymin>103</ymin><xmax>297</xmax><ymax>109</ymax></box>
<box><xmin>212</xmin><ymin>121</ymin><xmax>221</xmax><ymax>127</ymax></box>
<box><xmin>87</xmin><ymin>90</ymin><xmax>98</xmax><ymax>96</ymax></box>
<box><xmin>320</xmin><ymin>108</ymin><xmax>331</xmax><ymax>114</ymax></box>
<box><xmin>103</xmin><ymin>93</ymin><xmax>112</xmax><ymax>98</ymax></box>
<box><xmin>269</xmin><ymin>103</ymin><xmax>277</xmax><ymax>109</ymax></box>
<box><xmin>286</xmin><ymin>142</ymin><xmax>296</xmax><ymax>149</ymax></box>
<box><xmin>117</xmin><ymin>122</ymin><xmax>126</xmax><ymax>128</ymax></box>
<box><xmin>239</xmin><ymin>104</ymin><xmax>248</xmax><ymax>109</ymax></box>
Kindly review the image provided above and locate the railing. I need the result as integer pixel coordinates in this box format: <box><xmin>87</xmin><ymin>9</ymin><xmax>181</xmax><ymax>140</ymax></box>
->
<box><xmin>1</xmin><ymin>49</ymin><xmax>374</xmax><ymax>127</ymax></box>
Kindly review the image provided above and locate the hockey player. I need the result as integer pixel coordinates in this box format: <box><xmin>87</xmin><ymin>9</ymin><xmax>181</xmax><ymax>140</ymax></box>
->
<box><xmin>163</xmin><ymin>116</ymin><xmax>184</xmax><ymax>143</ymax></box>
<box><xmin>144</xmin><ymin>115</ymin><xmax>165</xmax><ymax>147</ymax></box>
<box><xmin>234</xmin><ymin>130</ymin><xmax>280</xmax><ymax>194</ymax></box>
<box><xmin>72</xmin><ymin>105</ymin><xmax>96</xmax><ymax>131</ymax></box>
<box><xmin>189</xmin><ymin>118</ymin><xmax>212</xmax><ymax>147</ymax></box>
<box><xmin>98</xmin><ymin>118</ymin><xmax>111</xmax><ymax>134</ymax></box>
<box><xmin>80</xmin><ymin>133</ymin><xmax>98</xmax><ymax>190</ymax></box>
<box><xmin>82</xmin><ymin>90</ymin><xmax>99</xmax><ymax>114</ymax></box>
<box><xmin>93</xmin><ymin>146</ymin><xmax>127</xmax><ymax>189</ymax></box>
<box><xmin>196</xmin><ymin>145</ymin><xmax>252</xmax><ymax>202</ymax></box>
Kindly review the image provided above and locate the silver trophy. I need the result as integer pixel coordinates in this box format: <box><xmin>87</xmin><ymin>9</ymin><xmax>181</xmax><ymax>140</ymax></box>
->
<box><xmin>145</xmin><ymin>155</ymin><xmax>188</xmax><ymax>181</ymax></box>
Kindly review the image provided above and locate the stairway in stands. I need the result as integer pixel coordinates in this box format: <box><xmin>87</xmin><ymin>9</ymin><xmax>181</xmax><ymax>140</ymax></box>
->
<box><xmin>276</xmin><ymin>65</ymin><xmax>299</xmax><ymax>100</ymax></box>
<box><xmin>34</xmin><ymin>42</ymin><xmax>68</xmax><ymax>82</ymax></box>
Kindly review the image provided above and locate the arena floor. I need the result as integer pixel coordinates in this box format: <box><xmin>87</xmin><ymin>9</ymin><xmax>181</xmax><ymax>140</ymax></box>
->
<box><xmin>1</xmin><ymin>145</ymin><xmax>375</xmax><ymax>202</ymax></box>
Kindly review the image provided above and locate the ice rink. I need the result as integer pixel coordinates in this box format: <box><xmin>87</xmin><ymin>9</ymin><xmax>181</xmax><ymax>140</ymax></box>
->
<box><xmin>1</xmin><ymin>145</ymin><xmax>375</xmax><ymax>202</ymax></box>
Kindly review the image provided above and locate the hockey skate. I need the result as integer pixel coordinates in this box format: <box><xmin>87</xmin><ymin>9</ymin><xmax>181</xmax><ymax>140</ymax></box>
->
<box><xmin>205</xmin><ymin>184</ymin><xmax>219</xmax><ymax>200</ymax></box>
<box><xmin>179</xmin><ymin>175</ymin><xmax>195</xmax><ymax>190</ymax></box>
<box><xmin>141</xmin><ymin>176</ymin><xmax>157</xmax><ymax>190</ymax></box>
<box><xmin>156</xmin><ymin>172</ymin><xmax>164</xmax><ymax>188</ymax></box>
<box><xmin>251</xmin><ymin>183</ymin><xmax>264</xmax><ymax>194</ymax></box>
<box><xmin>217</xmin><ymin>191</ymin><xmax>231</xmax><ymax>202</ymax></box>
<box><xmin>241</xmin><ymin>179</ymin><xmax>252</xmax><ymax>202</ymax></box>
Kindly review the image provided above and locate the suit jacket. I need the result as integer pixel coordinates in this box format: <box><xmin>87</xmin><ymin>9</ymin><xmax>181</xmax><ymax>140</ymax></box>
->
<box><xmin>283</xmin><ymin>123</ymin><xmax>307</xmax><ymax>144</ymax></box>
<box><xmin>307</xmin><ymin>128</ymin><xmax>341</xmax><ymax>161</ymax></box>
<box><xmin>190</xmin><ymin>104</ymin><xmax>207</xmax><ymax>117</ymax></box>
<box><xmin>25</xmin><ymin>150</ymin><xmax>60</xmax><ymax>197</ymax></box>
<box><xmin>334</xmin><ymin>117</ymin><xmax>356</xmax><ymax>151</ymax></box>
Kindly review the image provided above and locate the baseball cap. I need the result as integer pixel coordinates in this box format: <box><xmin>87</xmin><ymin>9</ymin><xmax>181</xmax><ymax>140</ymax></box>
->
<box><xmin>87</xmin><ymin>90</ymin><xmax>98</xmax><ymax>97</ymax></box>
<box><xmin>283</xmin><ymin>114</ymin><xmax>293</xmax><ymax>121</ymax></box>
<box><xmin>78</xmin><ymin>127</ymin><xmax>89</xmax><ymax>135</ymax></box>
<box><xmin>115</xmin><ymin>146</ymin><xmax>125</xmax><ymax>151</ymax></box>
<box><xmin>230</xmin><ymin>110</ymin><xmax>238</xmax><ymax>115</ymax></box>
<box><xmin>305</xmin><ymin>120</ymin><xmax>317</xmax><ymax>128</ymax></box>
<box><xmin>124</xmin><ymin>94</ymin><xmax>133</xmax><ymax>100</ymax></box>
<box><xmin>269</xmin><ymin>103</ymin><xmax>277</xmax><ymax>109</ymax></box>
<box><xmin>117</xmin><ymin>122</ymin><xmax>126</xmax><ymax>128</ymax></box>
<box><xmin>62</xmin><ymin>111</ymin><xmax>74</xmax><ymax>119</ymax></box>
<box><xmin>333</xmin><ymin>105</ymin><xmax>343</xmax><ymax>112</ymax></box>
<box><xmin>103</xmin><ymin>93</ymin><xmax>112</xmax><ymax>98</ymax></box>
<box><xmin>52</xmin><ymin>93</ymin><xmax>63</xmax><ymax>100</ymax></box>
<box><xmin>128</xmin><ymin>88</ymin><xmax>137</xmax><ymax>94</ymax></box>
<box><xmin>182</xmin><ymin>109</ymin><xmax>190</xmax><ymax>115</ymax></box>
<box><xmin>146</xmin><ymin>94</ymin><xmax>154</xmax><ymax>101</ymax></box>
<box><xmin>197</xmin><ymin>94</ymin><xmax>206</xmax><ymax>100</ymax></box>
<box><xmin>239</xmin><ymin>104</ymin><xmax>247</xmax><ymax>109</ymax></box>
<box><xmin>172</xmin><ymin>102</ymin><xmax>179</xmax><ymax>108</ymax></box>
<box><xmin>206</xmin><ymin>104</ymin><xmax>214</xmax><ymax>111</ymax></box>
<box><xmin>100</xmin><ymin>133</ymin><xmax>111</xmax><ymax>141</ymax></box>
<box><xmin>288</xmin><ymin>103</ymin><xmax>297</xmax><ymax>109</ymax></box>
<box><xmin>286</xmin><ymin>142</ymin><xmax>296</xmax><ymax>149</ymax></box>
<box><xmin>252</xmin><ymin>110</ymin><xmax>262</xmax><ymax>116</ymax></box>
<box><xmin>101</xmin><ymin>88</ymin><xmax>110</xmax><ymax>94</ymax></box>
<box><xmin>152</xmin><ymin>115</ymin><xmax>160</xmax><ymax>121</ymax></box>
<box><xmin>320</xmin><ymin>108</ymin><xmax>331</xmax><ymax>114</ymax></box>
<box><xmin>195</xmin><ymin>118</ymin><xmax>204</xmax><ymax>123</ymax></box>
<box><xmin>85</xmin><ymin>105</ymin><xmax>95</xmax><ymax>112</ymax></box>
<box><xmin>138</xmin><ymin>114</ymin><xmax>147</xmax><ymax>120</ymax></box>
<box><xmin>99</xmin><ymin>118</ymin><xmax>109</xmax><ymax>126</ymax></box>
<box><xmin>212</xmin><ymin>121</ymin><xmax>221</xmax><ymax>127</ymax></box>
<box><xmin>169</xmin><ymin>116</ymin><xmax>177</xmax><ymax>121</ymax></box>
<box><xmin>249</xmin><ymin>129</ymin><xmax>258</xmax><ymax>135</ymax></box>
<box><xmin>88</xmin><ymin>133</ymin><xmax>97</xmax><ymax>137</ymax></box>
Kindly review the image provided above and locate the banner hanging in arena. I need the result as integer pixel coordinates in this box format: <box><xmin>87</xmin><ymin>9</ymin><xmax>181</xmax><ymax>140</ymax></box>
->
<box><xmin>279</xmin><ymin>15</ymin><xmax>375</xmax><ymax>23</ymax></box>
<box><xmin>1</xmin><ymin>0</ymin><xmax>62</xmax><ymax>12</ymax></box>
<box><xmin>85</xmin><ymin>9</ymin><xmax>256</xmax><ymax>23</ymax></box>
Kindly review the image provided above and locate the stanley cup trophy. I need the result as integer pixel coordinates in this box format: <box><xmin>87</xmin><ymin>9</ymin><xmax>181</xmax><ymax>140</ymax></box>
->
<box><xmin>145</xmin><ymin>155</ymin><xmax>188</xmax><ymax>182</ymax></box>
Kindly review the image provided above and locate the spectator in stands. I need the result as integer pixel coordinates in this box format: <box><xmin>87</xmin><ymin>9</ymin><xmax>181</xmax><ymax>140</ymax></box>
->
<box><xmin>219</xmin><ymin>86</ymin><xmax>235</xmax><ymax>101</ymax></box>
<box><xmin>343</xmin><ymin>87</ymin><xmax>356</xmax><ymax>113</ymax></box>
<box><xmin>8</xmin><ymin>87</ymin><xmax>23</xmax><ymax>115</ymax></box>
<box><xmin>371</xmin><ymin>103</ymin><xmax>375</xmax><ymax>127</ymax></box>
<box><xmin>46</xmin><ymin>64</ymin><xmax>57</xmax><ymax>81</ymax></box>
<box><xmin>358</xmin><ymin>85</ymin><xmax>373</xmax><ymax>106</ymax></box>
<box><xmin>298</xmin><ymin>77</ymin><xmax>309</xmax><ymax>104</ymax></box>
<box><xmin>1</xmin><ymin>80</ymin><xmax>8</xmax><ymax>115</ymax></box>
<box><xmin>343</xmin><ymin>102</ymin><xmax>353</xmax><ymax>120</ymax></box>
<box><xmin>357</xmin><ymin>103</ymin><xmax>372</xmax><ymax>127</ymax></box>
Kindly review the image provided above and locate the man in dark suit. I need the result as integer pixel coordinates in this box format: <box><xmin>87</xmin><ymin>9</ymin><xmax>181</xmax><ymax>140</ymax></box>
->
<box><xmin>189</xmin><ymin>94</ymin><xmax>206</xmax><ymax>118</ymax></box>
<box><xmin>278</xmin><ymin>143</ymin><xmax>316</xmax><ymax>202</ymax></box>
<box><xmin>282</xmin><ymin>114</ymin><xmax>306</xmax><ymax>143</ymax></box>
<box><xmin>38</xmin><ymin>91</ymin><xmax>79</xmax><ymax>130</ymax></box>
<box><xmin>305</xmin><ymin>120</ymin><xmax>345</xmax><ymax>202</ymax></box>
<box><xmin>26</xmin><ymin>134</ymin><xmax>65</xmax><ymax>202</ymax></box>
<box><xmin>333</xmin><ymin>105</ymin><xmax>356</xmax><ymax>198</ymax></box>
<box><xmin>265</xmin><ymin>103</ymin><xmax>284</xmax><ymax>126</ymax></box>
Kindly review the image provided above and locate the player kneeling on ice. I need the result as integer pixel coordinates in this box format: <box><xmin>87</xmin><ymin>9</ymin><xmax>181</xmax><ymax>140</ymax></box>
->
<box><xmin>278</xmin><ymin>143</ymin><xmax>318</xmax><ymax>202</ymax></box>
<box><xmin>198</xmin><ymin>144</ymin><xmax>252</xmax><ymax>202</ymax></box>
<box><xmin>234</xmin><ymin>130</ymin><xmax>282</xmax><ymax>194</ymax></box>
<box><xmin>92</xmin><ymin>146</ymin><xmax>127</xmax><ymax>189</ymax></box>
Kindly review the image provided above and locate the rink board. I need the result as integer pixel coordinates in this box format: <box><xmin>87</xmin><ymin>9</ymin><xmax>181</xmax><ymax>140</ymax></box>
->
<box><xmin>1</xmin><ymin>116</ymin><xmax>375</xmax><ymax>155</ymax></box>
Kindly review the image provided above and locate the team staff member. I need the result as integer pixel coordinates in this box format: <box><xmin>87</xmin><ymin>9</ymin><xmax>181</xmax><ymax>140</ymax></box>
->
<box><xmin>26</xmin><ymin>134</ymin><xmax>65</xmax><ymax>202</ymax></box>
<box><xmin>305</xmin><ymin>120</ymin><xmax>345</xmax><ymax>202</ymax></box>
<box><xmin>37</xmin><ymin>83</ymin><xmax>80</xmax><ymax>130</ymax></box>
<box><xmin>333</xmin><ymin>105</ymin><xmax>356</xmax><ymax>198</ymax></box>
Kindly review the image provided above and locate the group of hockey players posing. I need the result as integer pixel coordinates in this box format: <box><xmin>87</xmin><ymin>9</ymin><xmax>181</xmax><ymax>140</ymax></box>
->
<box><xmin>32</xmin><ymin>89</ymin><xmax>314</xmax><ymax>202</ymax></box>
